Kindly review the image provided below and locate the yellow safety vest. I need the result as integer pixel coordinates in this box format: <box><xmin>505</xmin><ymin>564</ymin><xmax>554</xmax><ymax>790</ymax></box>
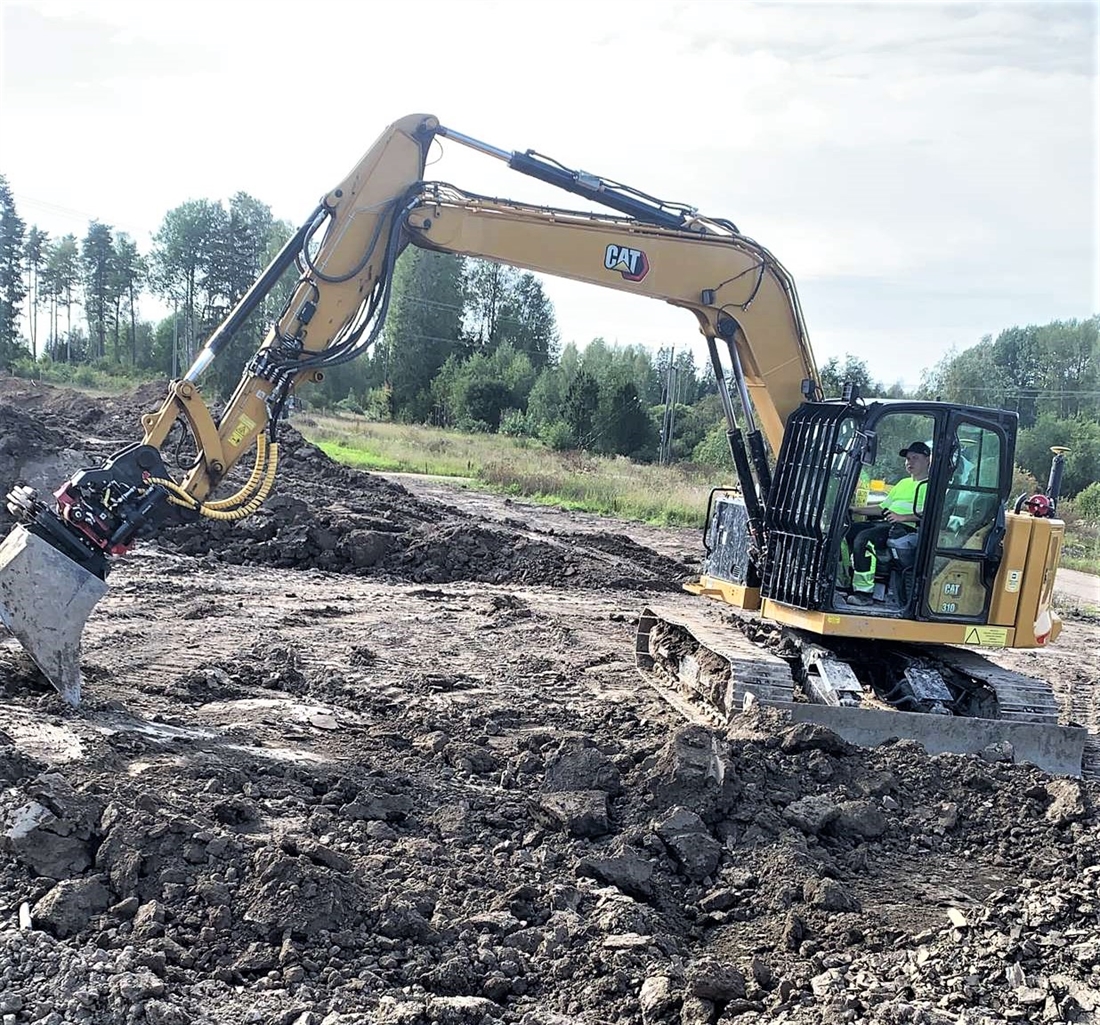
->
<box><xmin>883</xmin><ymin>477</ymin><xmax>926</xmax><ymax>517</ymax></box>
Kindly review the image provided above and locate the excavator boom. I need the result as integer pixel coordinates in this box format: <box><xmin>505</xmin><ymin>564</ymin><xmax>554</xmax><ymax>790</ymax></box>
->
<box><xmin>403</xmin><ymin>182</ymin><xmax>816</xmax><ymax>454</ymax></box>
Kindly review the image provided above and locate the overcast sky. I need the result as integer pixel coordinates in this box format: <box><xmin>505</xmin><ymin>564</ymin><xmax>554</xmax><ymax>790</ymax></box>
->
<box><xmin>2</xmin><ymin>0</ymin><xmax>1096</xmax><ymax>387</ymax></box>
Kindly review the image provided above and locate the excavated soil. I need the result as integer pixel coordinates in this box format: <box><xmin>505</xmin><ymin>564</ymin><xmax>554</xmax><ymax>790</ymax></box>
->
<box><xmin>1</xmin><ymin>378</ymin><xmax>1100</xmax><ymax>1025</ymax></box>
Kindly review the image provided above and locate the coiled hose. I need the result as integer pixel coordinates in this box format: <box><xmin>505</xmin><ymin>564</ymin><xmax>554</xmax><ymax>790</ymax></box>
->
<box><xmin>150</xmin><ymin>436</ymin><xmax>280</xmax><ymax>522</ymax></box>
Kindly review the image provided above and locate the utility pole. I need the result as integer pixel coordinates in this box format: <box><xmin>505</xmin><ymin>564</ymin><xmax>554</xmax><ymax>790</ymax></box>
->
<box><xmin>660</xmin><ymin>348</ymin><xmax>675</xmax><ymax>466</ymax></box>
<box><xmin>666</xmin><ymin>364</ymin><xmax>679</xmax><ymax>465</ymax></box>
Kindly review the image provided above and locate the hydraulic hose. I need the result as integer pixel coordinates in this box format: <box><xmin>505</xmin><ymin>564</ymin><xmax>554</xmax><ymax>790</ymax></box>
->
<box><xmin>201</xmin><ymin>436</ymin><xmax>269</xmax><ymax>511</ymax></box>
<box><xmin>151</xmin><ymin>442</ymin><xmax>280</xmax><ymax>522</ymax></box>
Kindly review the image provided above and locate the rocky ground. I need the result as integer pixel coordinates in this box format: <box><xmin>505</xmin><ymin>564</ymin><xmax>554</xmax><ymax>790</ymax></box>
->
<box><xmin>1</xmin><ymin>378</ymin><xmax>1099</xmax><ymax>1025</ymax></box>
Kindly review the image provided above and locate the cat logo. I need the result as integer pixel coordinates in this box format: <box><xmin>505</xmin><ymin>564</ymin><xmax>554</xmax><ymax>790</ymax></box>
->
<box><xmin>604</xmin><ymin>243</ymin><xmax>649</xmax><ymax>282</ymax></box>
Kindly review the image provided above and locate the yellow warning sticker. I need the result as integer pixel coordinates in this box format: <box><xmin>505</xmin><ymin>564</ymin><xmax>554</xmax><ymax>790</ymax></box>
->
<box><xmin>1005</xmin><ymin>570</ymin><xmax>1022</xmax><ymax>593</ymax></box>
<box><xmin>227</xmin><ymin>414</ymin><xmax>257</xmax><ymax>448</ymax></box>
<box><xmin>963</xmin><ymin>626</ymin><xmax>1009</xmax><ymax>648</ymax></box>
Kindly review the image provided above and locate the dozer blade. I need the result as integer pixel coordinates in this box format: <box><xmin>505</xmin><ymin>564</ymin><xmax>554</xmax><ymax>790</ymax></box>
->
<box><xmin>637</xmin><ymin>602</ymin><xmax>1087</xmax><ymax>778</ymax></box>
<box><xmin>0</xmin><ymin>525</ymin><xmax>107</xmax><ymax>706</ymax></box>
<box><xmin>775</xmin><ymin>703</ymin><xmax>1086</xmax><ymax>779</ymax></box>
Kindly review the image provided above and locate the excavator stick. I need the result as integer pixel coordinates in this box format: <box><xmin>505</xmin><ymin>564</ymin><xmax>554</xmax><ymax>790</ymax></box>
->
<box><xmin>637</xmin><ymin>603</ymin><xmax>1087</xmax><ymax>778</ymax></box>
<box><xmin>0</xmin><ymin>525</ymin><xmax>107</xmax><ymax>706</ymax></box>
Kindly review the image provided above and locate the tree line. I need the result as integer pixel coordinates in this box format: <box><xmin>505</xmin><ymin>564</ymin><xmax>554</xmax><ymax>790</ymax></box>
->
<box><xmin>0</xmin><ymin>173</ymin><xmax>1096</xmax><ymax>496</ymax></box>
<box><xmin>818</xmin><ymin>328</ymin><xmax>1100</xmax><ymax>501</ymax></box>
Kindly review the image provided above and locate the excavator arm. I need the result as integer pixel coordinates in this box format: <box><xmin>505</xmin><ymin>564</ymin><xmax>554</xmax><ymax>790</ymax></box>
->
<box><xmin>150</xmin><ymin>119</ymin><xmax>818</xmax><ymax>502</ymax></box>
<box><xmin>142</xmin><ymin>113</ymin><xmax>441</xmax><ymax>501</ymax></box>
<box><xmin>0</xmin><ymin>112</ymin><xmax>818</xmax><ymax>703</ymax></box>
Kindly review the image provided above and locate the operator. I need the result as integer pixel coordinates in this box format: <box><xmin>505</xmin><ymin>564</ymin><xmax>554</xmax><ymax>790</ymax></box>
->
<box><xmin>844</xmin><ymin>441</ymin><xmax>931</xmax><ymax>606</ymax></box>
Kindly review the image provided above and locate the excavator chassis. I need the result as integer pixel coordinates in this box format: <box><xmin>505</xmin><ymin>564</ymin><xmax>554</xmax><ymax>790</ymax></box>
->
<box><xmin>636</xmin><ymin>602</ymin><xmax>1087</xmax><ymax>778</ymax></box>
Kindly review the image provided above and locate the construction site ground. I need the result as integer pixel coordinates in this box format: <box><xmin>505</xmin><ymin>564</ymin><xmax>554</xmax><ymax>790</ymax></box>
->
<box><xmin>1</xmin><ymin>378</ymin><xmax>1099</xmax><ymax>1025</ymax></box>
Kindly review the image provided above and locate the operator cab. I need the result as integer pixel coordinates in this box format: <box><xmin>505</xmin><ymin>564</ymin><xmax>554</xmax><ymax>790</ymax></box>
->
<box><xmin>760</xmin><ymin>399</ymin><xmax>1016</xmax><ymax>625</ymax></box>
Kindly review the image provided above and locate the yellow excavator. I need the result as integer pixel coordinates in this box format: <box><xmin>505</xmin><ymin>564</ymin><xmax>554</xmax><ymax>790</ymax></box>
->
<box><xmin>0</xmin><ymin>113</ymin><xmax>1083</xmax><ymax>773</ymax></box>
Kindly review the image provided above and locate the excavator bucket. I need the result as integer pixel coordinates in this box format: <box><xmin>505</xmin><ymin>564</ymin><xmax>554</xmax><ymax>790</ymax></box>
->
<box><xmin>0</xmin><ymin>525</ymin><xmax>107</xmax><ymax>706</ymax></box>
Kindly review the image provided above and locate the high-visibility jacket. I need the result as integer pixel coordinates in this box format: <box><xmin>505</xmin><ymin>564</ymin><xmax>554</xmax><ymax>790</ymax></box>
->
<box><xmin>882</xmin><ymin>476</ymin><xmax>927</xmax><ymax>517</ymax></box>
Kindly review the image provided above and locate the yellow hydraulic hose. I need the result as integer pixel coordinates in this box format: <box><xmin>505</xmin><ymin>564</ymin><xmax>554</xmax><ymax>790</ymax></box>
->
<box><xmin>203</xmin><ymin>435</ymin><xmax>269</xmax><ymax>510</ymax></box>
<box><xmin>150</xmin><ymin>441</ymin><xmax>280</xmax><ymax>522</ymax></box>
<box><xmin>192</xmin><ymin>445</ymin><xmax>279</xmax><ymax>521</ymax></box>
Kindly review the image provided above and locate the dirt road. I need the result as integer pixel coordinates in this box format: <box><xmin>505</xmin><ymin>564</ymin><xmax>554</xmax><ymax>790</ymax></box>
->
<box><xmin>1</xmin><ymin>382</ymin><xmax>1099</xmax><ymax>1025</ymax></box>
<box><xmin>1055</xmin><ymin>567</ymin><xmax>1100</xmax><ymax>606</ymax></box>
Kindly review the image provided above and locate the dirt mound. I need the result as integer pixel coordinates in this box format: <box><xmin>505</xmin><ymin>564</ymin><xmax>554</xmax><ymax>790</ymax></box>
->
<box><xmin>0</xmin><ymin>375</ymin><xmax>168</xmax><ymax>439</ymax></box>
<box><xmin>157</xmin><ymin>424</ymin><xmax>689</xmax><ymax>589</ymax></box>
<box><xmin>0</xmin><ymin>405</ymin><xmax>90</xmax><ymax>529</ymax></box>
<box><xmin>2</xmin><ymin>687</ymin><xmax>1098</xmax><ymax>1024</ymax></box>
<box><xmin>0</xmin><ymin>381</ymin><xmax>690</xmax><ymax>591</ymax></box>
<box><xmin>0</xmin><ymin>404</ymin><xmax>79</xmax><ymax>486</ymax></box>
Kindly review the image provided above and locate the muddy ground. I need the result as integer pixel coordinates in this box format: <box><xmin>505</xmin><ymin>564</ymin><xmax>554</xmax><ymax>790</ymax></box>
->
<box><xmin>1</xmin><ymin>378</ymin><xmax>1100</xmax><ymax>1025</ymax></box>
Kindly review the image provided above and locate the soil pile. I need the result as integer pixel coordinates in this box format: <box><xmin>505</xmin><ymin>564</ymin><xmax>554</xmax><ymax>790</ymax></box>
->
<box><xmin>1</xmin><ymin>694</ymin><xmax>1098</xmax><ymax>1025</ymax></box>
<box><xmin>0</xmin><ymin>380</ymin><xmax>692</xmax><ymax>589</ymax></box>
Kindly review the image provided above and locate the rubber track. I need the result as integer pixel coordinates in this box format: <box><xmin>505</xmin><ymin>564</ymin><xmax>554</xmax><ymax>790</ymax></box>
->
<box><xmin>638</xmin><ymin>603</ymin><xmax>1086</xmax><ymax>775</ymax></box>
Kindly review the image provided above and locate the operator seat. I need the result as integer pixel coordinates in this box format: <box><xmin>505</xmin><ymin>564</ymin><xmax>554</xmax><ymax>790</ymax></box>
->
<box><xmin>885</xmin><ymin>529</ymin><xmax>920</xmax><ymax>603</ymax></box>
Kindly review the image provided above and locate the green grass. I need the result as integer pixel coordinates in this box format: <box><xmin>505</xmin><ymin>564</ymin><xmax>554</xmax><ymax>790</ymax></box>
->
<box><xmin>1060</xmin><ymin>506</ymin><xmax>1100</xmax><ymax>575</ymax></box>
<box><xmin>295</xmin><ymin>413</ymin><xmax>717</xmax><ymax>526</ymax></box>
<box><xmin>314</xmin><ymin>440</ymin><xmax>434</xmax><ymax>475</ymax></box>
<box><xmin>305</xmin><ymin>417</ymin><xmax>494</xmax><ymax>478</ymax></box>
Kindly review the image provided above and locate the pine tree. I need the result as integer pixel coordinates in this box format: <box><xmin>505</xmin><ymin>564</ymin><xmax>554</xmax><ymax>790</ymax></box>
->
<box><xmin>507</xmin><ymin>273</ymin><xmax>558</xmax><ymax>368</ymax></box>
<box><xmin>82</xmin><ymin>221</ymin><xmax>115</xmax><ymax>361</ymax></box>
<box><xmin>0</xmin><ymin>175</ymin><xmax>28</xmax><ymax>367</ymax></box>
<box><xmin>110</xmin><ymin>233</ymin><xmax>145</xmax><ymax>364</ymax></box>
<box><xmin>378</xmin><ymin>249</ymin><xmax>466</xmax><ymax>419</ymax></box>
<box><xmin>564</xmin><ymin>370</ymin><xmax>600</xmax><ymax>448</ymax></box>
<box><xmin>44</xmin><ymin>235</ymin><xmax>81</xmax><ymax>361</ymax></box>
<box><xmin>24</xmin><ymin>226</ymin><xmax>48</xmax><ymax>359</ymax></box>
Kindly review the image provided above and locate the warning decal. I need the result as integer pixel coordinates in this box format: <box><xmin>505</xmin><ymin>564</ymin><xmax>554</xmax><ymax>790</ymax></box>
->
<box><xmin>963</xmin><ymin>626</ymin><xmax>1009</xmax><ymax>648</ymax></box>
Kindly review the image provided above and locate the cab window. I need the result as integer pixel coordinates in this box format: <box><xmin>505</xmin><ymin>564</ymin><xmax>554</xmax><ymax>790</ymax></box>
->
<box><xmin>820</xmin><ymin>417</ymin><xmax>857</xmax><ymax>533</ymax></box>
<box><xmin>860</xmin><ymin>412</ymin><xmax>935</xmax><ymax>511</ymax></box>
<box><xmin>936</xmin><ymin>424</ymin><xmax>1001</xmax><ymax>550</ymax></box>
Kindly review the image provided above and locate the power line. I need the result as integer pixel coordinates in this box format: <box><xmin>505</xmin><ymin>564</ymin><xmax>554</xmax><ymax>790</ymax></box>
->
<box><xmin>930</xmin><ymin>388</ymin><xmax>1100</xmax><ymax>397</ymax></box>
<box><xmin>12</xmin><ymin>192</ymin><xmax>153</xmax><ymax>240</ymax></box>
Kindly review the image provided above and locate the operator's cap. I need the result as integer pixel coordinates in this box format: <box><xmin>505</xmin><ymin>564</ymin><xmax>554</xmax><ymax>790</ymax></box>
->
<box><xmin>899</xmin><ymin>441</ymin><xmax>931</xmax><ymax>457</ymax></box>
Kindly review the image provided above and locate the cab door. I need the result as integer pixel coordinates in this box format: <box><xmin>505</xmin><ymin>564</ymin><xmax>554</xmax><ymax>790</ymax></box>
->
<box><xmin>921</xmin><ymin>412</ymin><xmax>1016</xmax><ymax>624</ymax></box>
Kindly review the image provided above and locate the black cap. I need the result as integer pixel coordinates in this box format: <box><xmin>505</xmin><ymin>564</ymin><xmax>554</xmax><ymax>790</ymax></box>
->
<box><xmin>899</xmin><ymin>441</ymin><xmax>931</xmax><ymax>457</ymax></box>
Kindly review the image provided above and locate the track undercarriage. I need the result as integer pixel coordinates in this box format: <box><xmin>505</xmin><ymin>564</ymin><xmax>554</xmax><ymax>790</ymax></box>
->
<box><xmin>636</xmin><ymin>602</ymin><xmax>1087</xmax><ymax>777</ymax></box>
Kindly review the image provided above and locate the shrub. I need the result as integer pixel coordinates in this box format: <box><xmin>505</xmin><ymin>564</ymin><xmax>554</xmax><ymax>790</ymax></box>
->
<box><xmin>499</xmin><ymin>409</ymin><xmax>529</xmax><ymax>437</ymax></box>
<box><xmin>336</xmin><ymin>390</ymin><xmax>365</xmax><ymax>415</ymax></box>
<box><xmin>73</xmin><ymin>366</ymin><xmax>99</xmax><ymax>388</ymax></box>
<box><xmin>1073</xmin><ymin>481</ymin><xmax>1100</xmax><ymax>522</ymax></box>
<box><xmin>692</xmin><ymin>424</ymin><xmax>732</xmax><ymax>468</ymax></box>
<box><xmin>455</xmin><ymin>416</ymin><xmax>492</xmax><ymax>434</ymax></box>
<box><xmin>540</xmin><ymin>420</ymin><xmax>575</xmax><ymax>451</ymax></box>
<box><xmin>1010</xmin><ymin>465</ymin><xmax>1040</xmax><ymax>503</ymax></box>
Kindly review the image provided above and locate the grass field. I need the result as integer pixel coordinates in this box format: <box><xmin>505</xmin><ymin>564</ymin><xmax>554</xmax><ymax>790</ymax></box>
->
<box><xmin>294</xmin><ymin>414</ymin><xmax>719</xmax><ymax>526</ymax></box>
<box><xmin>1060</xmin><ymin>520</ymin><xmax>1100</xmax><ymax>576</ymax></box>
